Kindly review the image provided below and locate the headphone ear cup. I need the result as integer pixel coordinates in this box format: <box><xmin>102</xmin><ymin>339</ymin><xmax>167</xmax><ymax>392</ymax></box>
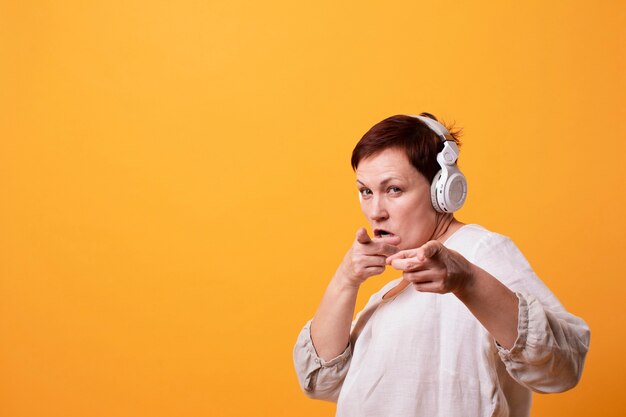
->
<box><xmin>445</xmin><ymin>172</ymin><xmax>467</xmax><ymax>212</ymax></box>
<box><xmin>431</xmin><ymin>169</ymin><xmax>467</xmax><ymax>213</ymax></box>
<box><xmin>430</xmin><ymin>170</ymin><xmax>443</xmax><ymax>213</ymax></box>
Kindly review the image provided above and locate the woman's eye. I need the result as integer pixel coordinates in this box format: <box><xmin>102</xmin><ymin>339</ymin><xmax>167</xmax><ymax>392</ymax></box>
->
<box><xmin>388</xmin><ymin>186</ymin><xmax>402</xmax><ymax>194</ymax></box>
<box><xmin>359</xmin><ymin>188</ymin><xmax>372</xmax><ymax>197</ymax></box>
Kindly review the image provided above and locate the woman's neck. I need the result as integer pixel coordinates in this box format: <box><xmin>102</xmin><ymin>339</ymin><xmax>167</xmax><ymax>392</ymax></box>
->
<box><xmin>431</xmin><ymin>214</ymin><xmax>464</xmax><ymax>243</ymax></box>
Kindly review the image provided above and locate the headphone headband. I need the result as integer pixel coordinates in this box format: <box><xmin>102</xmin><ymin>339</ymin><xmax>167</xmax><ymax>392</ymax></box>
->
<box><xmin>411</xmin><ymin>115</ymin><xmax>455</xmax><ymax>142</ymax></box>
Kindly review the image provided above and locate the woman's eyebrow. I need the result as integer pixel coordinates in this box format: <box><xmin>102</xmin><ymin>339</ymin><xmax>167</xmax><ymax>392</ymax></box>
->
<box><xmin>356</xmin><ymin>177</ymin><xmax>402</xmax><ymax>187</ymax></box>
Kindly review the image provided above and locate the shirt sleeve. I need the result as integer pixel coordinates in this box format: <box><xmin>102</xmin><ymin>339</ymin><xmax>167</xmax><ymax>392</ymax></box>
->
<box><xmin>472</xmin><ymin>233</ymin><xmax>591</xmax><ymax>393</ymax></box>
<box><xmin>292</xmin><ymin>319</ymin><xmax>352</xmax><ymax>402</ymax></box>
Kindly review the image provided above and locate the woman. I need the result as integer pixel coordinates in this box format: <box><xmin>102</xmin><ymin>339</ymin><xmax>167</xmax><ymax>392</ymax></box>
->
<box><xmin>293</xmin><ymin>113</ymin><xmax>590</xmax><ymax>417</ymax></box>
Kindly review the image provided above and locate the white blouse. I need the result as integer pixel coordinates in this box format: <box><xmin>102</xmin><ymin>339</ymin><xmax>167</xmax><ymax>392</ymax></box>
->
<box><xmin>293</xmin><ymin>224</ymin><xmax>590</xmax><ymax>417</ymax></box>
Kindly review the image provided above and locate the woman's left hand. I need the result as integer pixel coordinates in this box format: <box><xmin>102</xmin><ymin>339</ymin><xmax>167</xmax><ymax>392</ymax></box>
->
<box><xmin>386</xmin><ymin>241</ymin><xmax>474</xmax><ymax>295</ymax></box>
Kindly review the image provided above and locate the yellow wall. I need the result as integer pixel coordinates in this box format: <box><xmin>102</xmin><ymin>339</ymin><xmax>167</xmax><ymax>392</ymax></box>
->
<box><xmin>1</xmin><ymin>1</ymin><xmax>624</xmax><ymax>416</ymax></box>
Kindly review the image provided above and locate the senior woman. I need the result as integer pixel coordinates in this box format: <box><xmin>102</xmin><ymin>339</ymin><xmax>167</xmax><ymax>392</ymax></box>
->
<box><xmin>293</xmin><ymin>113</ymin><xmax>590</xmax><ymax>417</ymax></box>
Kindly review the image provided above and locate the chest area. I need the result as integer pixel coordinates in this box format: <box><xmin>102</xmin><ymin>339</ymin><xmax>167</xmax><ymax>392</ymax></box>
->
<box><xmin>356</xmin><ymin>290</ymin><xmax>495</xmax><ymax>361</ymax></box>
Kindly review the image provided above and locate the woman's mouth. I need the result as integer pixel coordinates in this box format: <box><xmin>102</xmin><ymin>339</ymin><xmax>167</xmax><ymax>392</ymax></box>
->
<box><xmin>374</xmin><ymin>229</ymin><xmax>395</xmax><ymax>238</ymax></box>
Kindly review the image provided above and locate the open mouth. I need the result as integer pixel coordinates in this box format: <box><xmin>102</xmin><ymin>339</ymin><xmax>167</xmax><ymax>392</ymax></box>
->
<box><xmin>374</xmin><ymin>229</ymin><xmax>395</xmax><ymax>238</ymax></box>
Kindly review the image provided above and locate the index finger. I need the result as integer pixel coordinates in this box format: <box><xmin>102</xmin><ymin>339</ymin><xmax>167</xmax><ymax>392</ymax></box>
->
<box><xmin>389</xmin><ymin>257</ymin><xmax>428</xmax><ymax>271</ymax></box>
<box><xmin>386</xmin><ymin>248</ymin><xmax>419</xmax><ymax>264</ymax></box>
<box><xmin>367</xmin><ymin>241</ymin><xmax>400</xmax><ymax>257</ymax></box>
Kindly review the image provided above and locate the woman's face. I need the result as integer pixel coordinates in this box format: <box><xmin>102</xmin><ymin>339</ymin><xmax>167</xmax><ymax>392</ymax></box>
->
<box><xmin>356</xmin><ymin>147</ymin><xmax>438</xmax><ymax>250</ymax></box>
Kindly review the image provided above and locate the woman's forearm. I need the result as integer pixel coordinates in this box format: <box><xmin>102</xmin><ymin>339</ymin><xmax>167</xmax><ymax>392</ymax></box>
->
<box><xmin>311</xmin><ymin>228</ymin><xmax>399</xmax><ymax>361</ymax></box>
<box><xmin>310</xmin><ymin>272</ymin><xmax>360</xmax><ymax>361</ymax></box>
<box><xmin>455</xmin><ymin>264</ymin><xmax>520</xmax><ymax>349</ymax></box>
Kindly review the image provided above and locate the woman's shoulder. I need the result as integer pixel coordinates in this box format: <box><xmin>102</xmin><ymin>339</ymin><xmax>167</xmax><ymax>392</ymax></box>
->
<box><xmin>445</xmin><ymin>223</ymin><xmax>510</xmax><ymax>246</ymax></box>
<box><xmin>445</xmin><ymin>223</ymin><xmax>517</xmax><ymax>262</ymax></box>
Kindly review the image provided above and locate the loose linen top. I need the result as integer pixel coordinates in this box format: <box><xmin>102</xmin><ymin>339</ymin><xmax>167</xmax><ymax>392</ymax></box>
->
<box><xmin>293</xmin><ymin>224</ymin><xmax>590</xmax><ymax>417</ymax></box>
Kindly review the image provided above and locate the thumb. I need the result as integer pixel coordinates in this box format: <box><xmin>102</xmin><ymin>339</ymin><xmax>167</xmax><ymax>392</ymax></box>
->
<box><xmin>356</xmin><ymin>227</ymin><xmax>372</xmax><ymax>244</ymax></box>
<box><xmin>420</xmin><ymin>241</ymin><xmax>443</xmax><ymax>260</ymax></box>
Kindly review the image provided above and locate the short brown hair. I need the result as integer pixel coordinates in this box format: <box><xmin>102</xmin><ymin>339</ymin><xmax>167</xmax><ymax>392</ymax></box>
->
<box><xmin>351</xmin><ymin>113</ymin><xmax>462</xmax><ymax>183</ymax></box>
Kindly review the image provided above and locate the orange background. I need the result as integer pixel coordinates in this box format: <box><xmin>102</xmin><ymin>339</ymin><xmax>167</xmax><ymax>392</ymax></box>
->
<box><xmin>1</xmin><ymin>1</ymin><xmax>625</xmax><ymax>416</ymax></box>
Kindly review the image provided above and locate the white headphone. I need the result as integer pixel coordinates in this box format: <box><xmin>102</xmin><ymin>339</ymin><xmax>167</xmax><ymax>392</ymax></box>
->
<box><xmin>412</xmin><ymin>115</ymin><xmax>468</xmax><ymax>213</ymax></box>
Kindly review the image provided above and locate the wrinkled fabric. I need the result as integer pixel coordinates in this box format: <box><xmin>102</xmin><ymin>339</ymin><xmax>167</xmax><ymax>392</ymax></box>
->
<box><xmin>293</xmin><ymin>224</ymin><xmax>590</xmax><ymax>417</ymax></box>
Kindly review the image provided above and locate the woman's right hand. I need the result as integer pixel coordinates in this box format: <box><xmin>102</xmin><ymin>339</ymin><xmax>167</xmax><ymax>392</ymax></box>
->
<box><xmin>336</xmin><ymin>227</ymin><xmax>401</xmax><ymax>288</ymax></box>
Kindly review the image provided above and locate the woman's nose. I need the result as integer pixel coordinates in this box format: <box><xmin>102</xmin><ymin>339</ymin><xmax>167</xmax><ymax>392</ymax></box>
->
<box><xmin>368</xmin><ymin>197</ymin><xmax>389</xmax><ymax>221</ymax></box>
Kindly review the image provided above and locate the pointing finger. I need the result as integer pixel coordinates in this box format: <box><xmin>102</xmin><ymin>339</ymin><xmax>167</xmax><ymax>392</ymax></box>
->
<box><xmin>386</xmin><ymin>248</ymin><xmax>419</xmax><ymax>264</ymax></box>
<box><xmin>390</xmin><ymin>257</ymin><xmax>426</xmax><ymax>271</ymax></box>
<box><xmin>365</xmin><ymin>242</ymin><xmax>399</xmax><ymax>257</ymax></box>
<box><xmin>379</xmin><ymin>243</ymin><xmax>400</xmax><ymax>257</ymax></box>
